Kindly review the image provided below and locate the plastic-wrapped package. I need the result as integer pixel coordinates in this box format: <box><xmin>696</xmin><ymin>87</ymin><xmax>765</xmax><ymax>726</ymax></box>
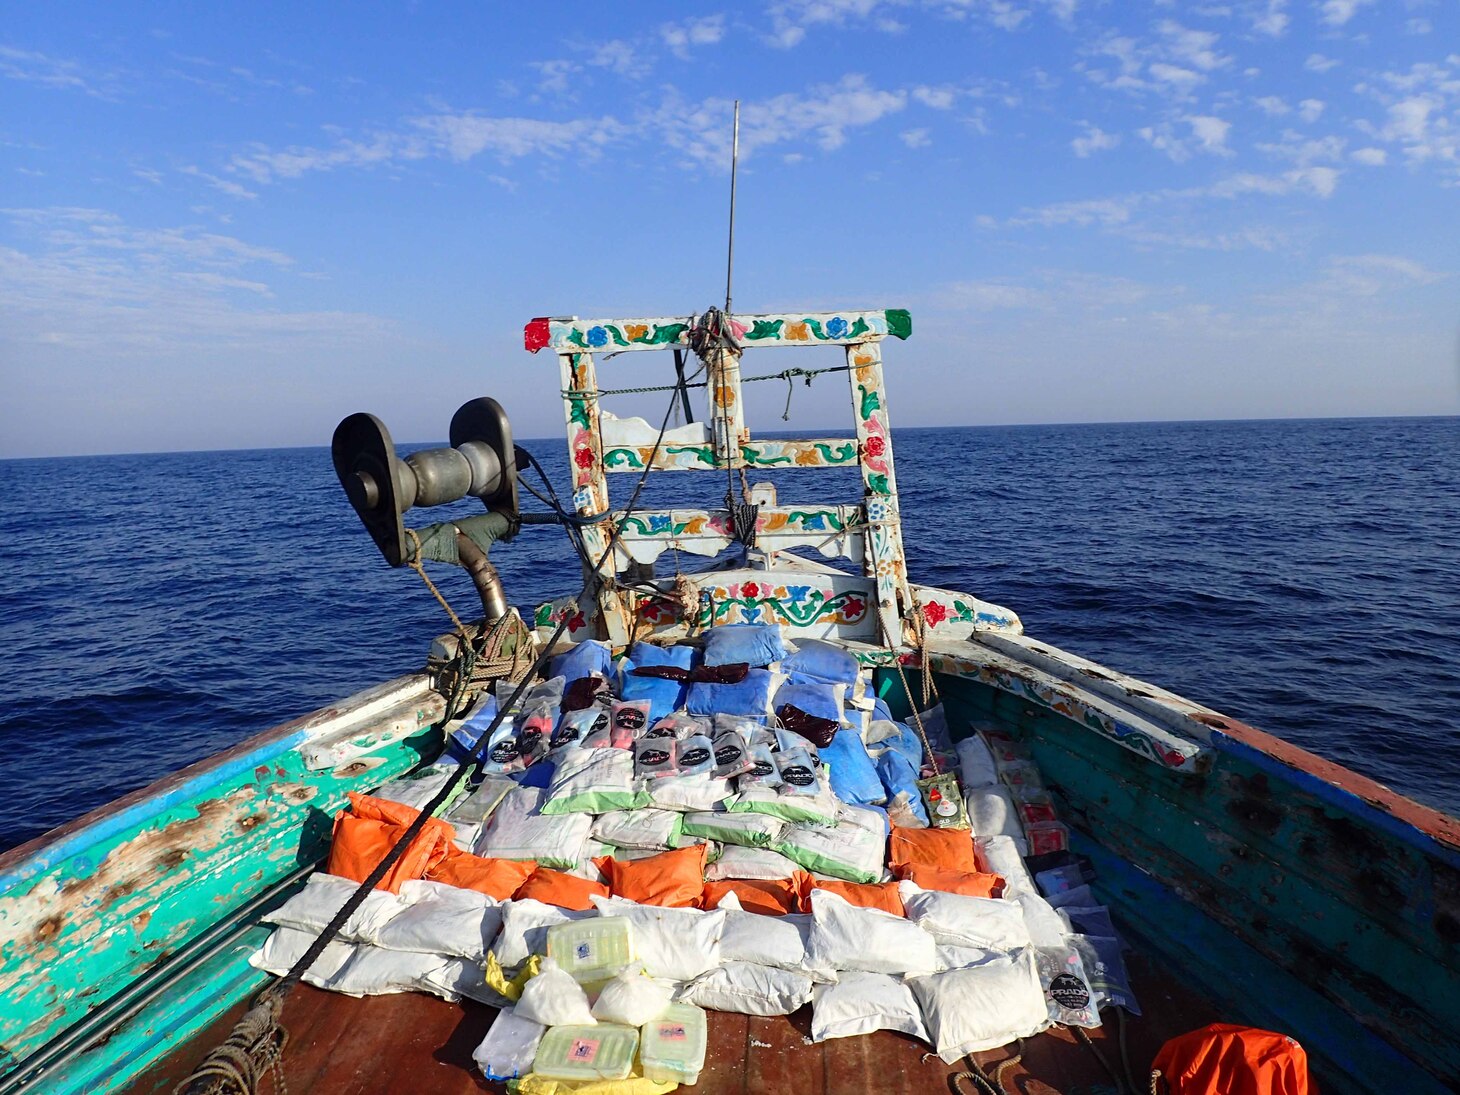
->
<box><xmin>701</xmin><ymin>622</ymin><xmax>787</xmax><ymax>667</ymax></box>
<box><xmin>644</xmin><ymin>712</ymin><xmax>704</xmax><ymax>739</ymax></box>
<box><xmin>532</xmin><ymin>1024</ymin><xmax>640</xmax><ymax>1083</ymax></box>
<box><xmin>634</xmin><ymin>737</ymin><xmax>679</xmax><ymax>780</ymax></box>
<box><xmin>1035</xmin><ymin>944</ymin><xmax>1102</xmax><ymax>1029</ymax></box>
<box><xmin>591</xmin><ymin>967</ymin><xmax>675</xmax><ymax>1026</ymax></box>
<box><xmin>445</xmin><ymin>777</ymin><xmax>517</xmax><ymax>825</ymax></box>
<box><xmin>514</xmin><ymin>956</ymin><xmax>597</xmax><ymax>1026</ymax></box>
<box><xmin>472</xmin><ymin>1005</ymin><xmax>546</xmax><ymax>1082</ymax></box>
<box><xmin>821</xmin><ymin>729</ymin><xmax>886</xmax><ymax>806</ymax></box>
<box><xmin>610</xmin><ymin>699</ymin><xmax>652</xmax><ymax>745</ymax></box>
<box><xmin>729</xmin><ymin>782</ymin><xmax>839</xmax><ymax>827</ymax></box>
<box><xmin>592</xmin><ymin>808</ymin><xmax>683</xmax><ymax>850</ymax></box>
<box><xmin>775</xmin><ymin>804</ymin><xmax>887</xmax><ymax>883</ymax></box>
<box><xmin>640</xmin><ymin>1003</ymin><xmax>709</xmax><ymax>1085</ymax></box>
<box><xmin>739</xmin><ymin>743</ymin><xmax>781</xmax><ymax>787</ymax></box>
<box><xmin>966</xmin><ymin>786</ymin><xmax>1028</xmax><ymax>853</ymax></box>
<box><xmin>779</xmin><ymin>639</ymin><xmax>861</xmax><ymax>686</ymax></box>
<box><xmin>554</xmin><ymin>706</ymin><xmax>609</xmax><ymax>751</ymax></box>
<box><xmin>877</xmin><ymin>750</ymin><xmax>931</xmax><ymax>826</ymax></box>
<box><xmin>774</xmin><ymin>745</ymin><xmax>821</xmax><ymax>794</ymax></box>
<box><xmin>546</xmin><ymin>916</ymin><xmax>635</xmax><ymax>982</ymax></box>
<box><xmin>711</xmin><ymin>725</ymin><xmax>754</xmax><ymax>780</ymax></box>
<box><xmin>1059</xmin><ymin>905</ymin><xmax>1118</xmax><ymax>938</ymax></box>
<box><xmin>480</xmin><ymin>720</ymin><xmax>525</xmax><ymax>775</ymax></box>
<box><xmin>645</xmin><ymin>772</ymin><xmax>734</xmax><ymax>813</ymax></box>
<box><xmin>1071</xmin><ymin>933</ymin><xmax>1141</xmax><ymax>1014</ymax></box>
<box><xmin>492</xmin><ymin>898</ymin><xmax>595</xmax><ymax>970</ymax></box>
<box><xmin>676</xmin><ymin>734</ymin><xmax>715</xmax><ymax>777</ymax></box>
<box><xmin>550</xmin><ymin>639</ymin><xmax>612</xmax><ymax>684</ymax></box>
<box><xmin>1047</xmin><ymin>882</ymin><xmax>1095</xmax><ymax>910</ymax></box>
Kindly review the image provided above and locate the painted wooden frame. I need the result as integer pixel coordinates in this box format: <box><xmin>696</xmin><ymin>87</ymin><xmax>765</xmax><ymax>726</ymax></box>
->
<box><xmin>526</xmin><ymin>308</ymin><xmax>917</xmax><ymax>646</ymax></box>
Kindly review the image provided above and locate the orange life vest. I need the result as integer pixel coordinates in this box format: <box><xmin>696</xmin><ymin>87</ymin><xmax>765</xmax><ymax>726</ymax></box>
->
<box><xmin>1151</xmin><ymin>1023</ymin><xmax>1312</xmax><ymax>1095</ymax></box>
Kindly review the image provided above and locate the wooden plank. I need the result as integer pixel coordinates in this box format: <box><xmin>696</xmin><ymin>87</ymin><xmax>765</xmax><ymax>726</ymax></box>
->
<box><xmin>601</xmin><ymin>437</ymin><xmax>860</xmax><ymax>473</ymax></box>
<box><xmin>611</xmin><ymin>505</ymin><xmax>865</xmax><ymax>566</ymax></box>
<box><xmin>528</xmin><ymin>310</ymin><xmax>911</xmax><ymax>356</ymax></box>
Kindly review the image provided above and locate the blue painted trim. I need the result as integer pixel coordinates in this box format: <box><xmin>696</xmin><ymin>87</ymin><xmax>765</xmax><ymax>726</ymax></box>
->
<box><xmin>1211</xmin><ymin>731</ymin><xmax>1460</xmax><ymax>872</ymax></box>
<box><xmin>0</xmin><ymin>730</ymin><xmax>310</xmax><ymax>894</ymax></box>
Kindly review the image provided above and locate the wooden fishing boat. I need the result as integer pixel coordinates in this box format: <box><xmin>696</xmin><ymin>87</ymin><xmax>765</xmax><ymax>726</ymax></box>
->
<box><xmin>2</xmin><ymin>307</ymin><xmax>1457</xmax><ymax>1095</ymax></box>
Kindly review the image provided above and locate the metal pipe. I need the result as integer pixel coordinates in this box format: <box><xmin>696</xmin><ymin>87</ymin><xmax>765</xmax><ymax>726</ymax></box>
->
<box><xmin>455</xmin><ymin>530</ymin><xmax>509</xmax><ymax>623</ymax></box>
<box><xmin>725</xmin><ymin>99</ymin><xmax>740</xmax><ymax>315</ymax></box>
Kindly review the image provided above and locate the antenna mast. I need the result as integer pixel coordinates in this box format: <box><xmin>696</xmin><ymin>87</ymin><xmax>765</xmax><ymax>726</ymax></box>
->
<box><xmin>725</xmin><ymin>99</ymin><xmax>740</xmax><ymax>314</ymax></box>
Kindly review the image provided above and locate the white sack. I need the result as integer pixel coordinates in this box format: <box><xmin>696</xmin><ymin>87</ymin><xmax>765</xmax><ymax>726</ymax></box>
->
<box><xmin>1016</xmin><ymin>892</ymin><xmax>1069</xmax><ymax>949</ymax></box>
<box><xmin>956</xmin><ymin>735</ymin><xmax>1000</xmax><ymax>790</ymax></box>
<box><xmin>966</xmin><ymin>787</ymin><xmax>1028</xmax><ymax>853</ymax></box>
<box><xmin>681</xmin><ymin>810</ymin><xmax>786</xmax><ymax>849</ymax></box>
<box><xmin>493</xmin><ymin>898</ymin><xmax>595</xmax><ymax>970</ymax></box>
<box><xmin>263</xmin><ymin>873</ymin><xmax>405</xmax><ymax>945</ymax></box>
<box><xmin>329</xmin><ymin>946</ymin><xmax>477</xmax><ymax>1002</ymax></box>
<box><xmin>374</xmin><ymin>880</ymin><xmax>501</xmax><ymax>962</ymax></box>
<box><xmin>976</xmin><ymin>835</ymin><xmax>1036</xmax><ymax>898</ymax></box>
<box><xmin>804</xmin><ymin>889</ymin><xmax>937</xmax><ymax>978</ymax></box>
<box><xmin>935</xmin><ymin>944</ymin><xmax>996</xmax><ymax>971</ymax></box>
<box><xmin>901</xmin><ymin>887</ymin><xmax>1031</xmax><ymax>953</ymax></box>
<box><xmin>647</xmin><ymin>772</ymin><xmax>734</xmax><ymax>813</ymax></box>
<box><xmin>908</xmin><ymin>950</ymin><xmax>1049</xmax><ymax>1062</ymax></box>
<box><xmin>704</xmin><ymin>845</ymin><xmax>801</xmax><ymax>881</ymax></box>
<box><xmin>475</xmin><ymin>787</ymin><xmax>593</xmax><ymax>869</ymax></box>
<box><xmin>591</xmin><ymin>809</ymin><xmax>682</xmax><ymax>850</ymax></box>
<box><xmin>811</xmin><ymin>971</ymin><xmax>929</xmax><ymax>1043</ymax></box>
<box><xmin>775</xmin><ymin>804</ymin><xmax>886</xmax><ymax>884</ymax></box>
<box><xmin>676</xmin><ymin>962</ymin><xmax>813</xmax><ymax>1016</ymax></box>
<box><xmin>589</xmin><ymin>896</ymin><xmax>725</xmax><ymax>982</ymax></box>
<box><xmin>249</xmin><ymin>926</ymin><xmax>356</xmax><ymax>986</ymax></box>
<box><xmin>714</xmin><ymin>892</ymin><xmax>811</xmax><ymax>972</ymax></box>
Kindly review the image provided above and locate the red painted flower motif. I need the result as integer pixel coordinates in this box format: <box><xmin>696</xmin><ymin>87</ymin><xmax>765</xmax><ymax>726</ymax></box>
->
<box><xmin>524</xmin><ymin>317</ymin><xmax>551</xmax><ymax>353</ymax></box>
<box><xmin>922</xmin><ymin>601</ymin><xmax>949</xmax><ymax>626</ymax></box>
<box><xmin>741</xmin><ymin>581</ymin><xmax>761</xmax><ymax>599</ymax></box>
<box><xmin>863</xmin><ymin>434</ymin><xmax>885</xmax><ymax>457</ymax></box>
<box><xmin>574</xmin><ymin>446</ymin><xmax>595</xmax><ymax>469</ymax></box>
<box><xmin>843</xmin><ymin>597</ymin><xmax>865</xmax><ymax>619</ymax></box>
<box><xmin>567</xmin><ymin>610</ymin><xmax>586</xmax><ymax>633</ymax></box>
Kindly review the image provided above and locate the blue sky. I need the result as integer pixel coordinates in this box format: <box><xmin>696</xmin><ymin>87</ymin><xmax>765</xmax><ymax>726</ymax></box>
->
<box><xmin>2</xmin><ymin>0</ymin><xmax>1458</xmax><ymax>457</ymax></box>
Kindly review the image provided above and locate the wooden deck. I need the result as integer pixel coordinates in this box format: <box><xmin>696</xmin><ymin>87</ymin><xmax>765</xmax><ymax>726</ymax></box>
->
<box><xmin>130</xmin><ymin>951</ymin><xmax>1214</xmax><ymax>1094</ymax></box>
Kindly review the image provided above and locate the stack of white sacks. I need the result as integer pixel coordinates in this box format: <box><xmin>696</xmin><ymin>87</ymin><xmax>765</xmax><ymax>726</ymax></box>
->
<box><xmin>251</xmin><ymin>625</ymin><xmax>1137</xmax><ymax>1083</ymax></box>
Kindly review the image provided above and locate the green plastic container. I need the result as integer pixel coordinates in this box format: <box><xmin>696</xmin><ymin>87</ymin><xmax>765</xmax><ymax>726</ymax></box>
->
<box><xmin>640</xmin><ymin>1002</ymin><xmax>708</xmax><ymax>1085</ymax></box>
<box><xmin>532</xmin><ymin>1023</ymin><xmax>640</xmax><ymax>1082</ymax></box>
<box><xmin>546</xmin><ymin>915</ymin><xmax>635</xmax><ymax>983</ymax></box>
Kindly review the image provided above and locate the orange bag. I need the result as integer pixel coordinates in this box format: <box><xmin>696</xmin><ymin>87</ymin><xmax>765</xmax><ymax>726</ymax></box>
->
<box><xmin>888</xmin><ymin>826</ymin><xmax>979</xmax><ymax>874</ymax></box>
<box><xmin>1151</xmin><ymin>1024</ymin><xmax>1311</xmax><ymax>1095</ymax></box>
<box><xmin>326</xmin><ymin>792</ymin><xmax>455</xmax><ymax>894</ymax></box>
<box><xmin>702</xmin><ymin>877</ymin><xmax>801</xmax><ymax>916</ymax></box>
<box><xmin>800</xmin><ymin>877</ymin><xmax>905</xmax><ymax>917</ymax></box>
<box><xmin>427</xmin><ymin>850</ymin><xmax>537</xmax><ymax>900</ymax></box>
<box><xmin>896</xmin><ymin>863</ymin><xmax>1005</xmax><ymax>898</ymax></box>
<box><xmin>595</xmin><ymin>845</ymin><xmax>708</xmax><ymax>907</ymax></box>
<box><xmin>514</xmin><ymin>867</ymin><xmax>610</xmax><ymax>911</ymax></box>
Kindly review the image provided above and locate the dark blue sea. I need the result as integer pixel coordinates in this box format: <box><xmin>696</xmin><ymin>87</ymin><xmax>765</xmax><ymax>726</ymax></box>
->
<box><xmin>3</xmin><ymin>417</ymin><xmax>1459</xmax><ymax>851</ymax></box>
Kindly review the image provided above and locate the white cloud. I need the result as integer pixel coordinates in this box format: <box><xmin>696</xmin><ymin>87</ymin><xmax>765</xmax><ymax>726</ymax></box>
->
<box><xmin>414</xmin><ymin>113</ymin><xmax>617</xmax><ymax>162</ymax></box>
<box><xmin>587</xmin><ymin>40</ymin><xmax>652</xmax><ymax>80</ymax></box>
<box><xmin>1318</xmin><ymin>0</ymin><xmax>1375</xmax><ymax>27</ymax></box>
<box><xmin>180</xmin><ymin>165</ymin><xmax>258</xmax><ymax>200</ymax></box>
<box><xmin>1004</xmin><ymin>196</ymin><xmax>1136</xmax><ymax>227</ymax></box>
<box><xmin>1188</xmin><ymin>115</ymin><xmax>1233</xmax><ymax>155</ymax></box>
<box><xmin>1254</xmin><ymin>95</ymin><xmax>1289</xmax><ymax>116</ymax></box>
<box><xmin>1305</xmin><ymin>53</ymin><xmax>1340</xmax><ymax>73</ymax></box>
<box><xmin>1149</xmin><ymin>63</ymin><xmax>1203</xmax><ymax>91</ymax></box>
<box><xmin>901</xmin><ymin>126</ymin><xmax>931</xmax><ymax>147</ymax></box>
<box><xmin>1139</xmin><ymin>124</ymin><xmax>1189</xmax><ymax>162</ymax></box>
<box><xmin>1321</xmin><ymin>253</ymin><xmax>1445</xmax><ymax>295</ymax></box>
<box><xmin>661</xmin><ymin>15</ymin><xmax>725</xmax><ymax>59</ymax></box>
<box><xmin>765</xmin><ymin>0</ymin><xmax>898</xmax><ymax>48</ymax></box>
<box><xmin>1257</xmin><ymin>131</ymin><xmax>1345</xmax><ymax>165</ymax></box>
<box><xmin>529</xmin><ymin>59</ymin><xmax>578</xmax><ymax>96</ymax></box>
<box><xmin>1351</xmin><ymin>146</ymin><xmax>1387</xmax><ymax>165</ymax></box>
<box><xmin>0</xmin><ymin>207</ymin><xmax>385</xmax><ymax>354</ymax></box>
<box><xmin>1157</xmin><ymin>21</ymin><xmax>1230</xmax><ymax>72</ymax></box>
<box><xmin>1405</xmin><ymin>18</ymin><xmax>1432</xmax><ymax>35</ymax></box>
<box><xmin>1071</xmin><ymin>124</ymin><xmax>1119</xmax><ymax>156</ymax></box>
<box><xmin>1252</xmin><ymin>0</ymin><xmax>1288</xmax><ymax>36</ymax></box>
<box><xmin>0</xmin><ymin>45</ymin><xmax>102</xmax><ymax>94</ymax></box>
<box><xmin>1298</xmin><ymin>98</ymin><xmax>1325</xmax><ymax>122</ymax></box>
<box><xmin>912</xmin><ymin>84</ymin><xmax>957</xmax><ymax>109</ymax></box>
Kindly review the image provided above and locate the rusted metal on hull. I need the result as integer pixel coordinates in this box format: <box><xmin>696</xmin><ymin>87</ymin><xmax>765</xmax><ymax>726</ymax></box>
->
<box><xmin>0</xmin><ymin>673</ymin><xmax>442</xmax><ymax>1079</ymax></box>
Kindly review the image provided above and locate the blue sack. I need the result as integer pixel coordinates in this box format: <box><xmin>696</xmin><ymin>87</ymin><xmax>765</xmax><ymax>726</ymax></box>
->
<box><xmin>821</xmin><ymin>729</ymin><xmax>886</xmax><ymax>806</ymax></box>
<box><xmin>780</xmin><ymin>639</ymin><xmax>860</xmax><ymax>686</ymax></box>
<box><xmin>550</xmin><ymin>639</ymin><xmax>612</xmax><ymax>683</ymax></box>
<box><xmin>628</xmin><ymin>641</ymin><xmax>697</xmax><ymax>670</ymax></box>
<box><xmin>620</xmin><ymin>665</ymin><xmax>688</xmax><ymax>724</ymax></box>
<box><xmin>514</xmin><ymin>758</ymin><xmax>556</xmax><ymax>789</ymax></box>
<box><xmin>876</xmin><ymin>749</ymin><xmax>930</xmax><ymax>824</ymax></box>
<box><xmin>686</xmin><ymin>667</ymin><xmax>776</xmax><ymax>719</ymax></box>
<box><xmin>773</xmin><ymin>681</ymin><xmax>845</xmax><ymax>724</ymax></box>
<box><xmin>879</xmin><ymin>721</ymin><xmax>925</xmax><ymax>767</ymax></box>
<box><xmin>701</xmin><ymin>623</ymin><xmax>787</xmax><ymax>668</ymax></box>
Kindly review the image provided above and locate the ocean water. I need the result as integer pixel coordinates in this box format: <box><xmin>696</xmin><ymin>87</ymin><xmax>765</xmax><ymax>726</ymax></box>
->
<box><xmin>2</xmin><ymin>417</ymin><xmax>1458</xmax><ymax>851</ymax></box>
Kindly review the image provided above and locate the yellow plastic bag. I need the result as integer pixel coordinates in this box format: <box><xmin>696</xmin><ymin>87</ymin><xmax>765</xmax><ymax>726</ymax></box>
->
<box><xmin>484</xmin><ymin>952</ymin><xmax>542</xmax><ymax>1002</ymax></box>
<box><xmin>508</xmin><ymin>1075</ymin><xmax>677</xmax><ymax>1095</ymax></box>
